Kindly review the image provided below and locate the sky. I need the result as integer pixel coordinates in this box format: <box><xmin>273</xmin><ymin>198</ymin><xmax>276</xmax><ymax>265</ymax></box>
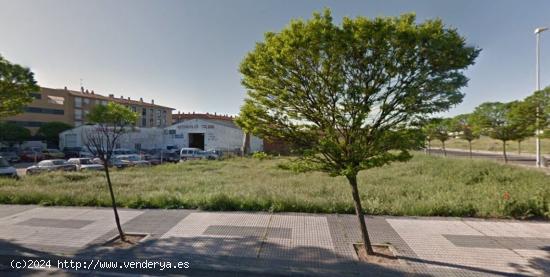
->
<box><xmin>1</xmin><ymin>0</ymin><xmax>550</xmax><ymax>116</ymax></box>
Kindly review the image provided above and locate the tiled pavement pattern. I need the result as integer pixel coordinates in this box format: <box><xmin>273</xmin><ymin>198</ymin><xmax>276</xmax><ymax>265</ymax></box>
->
<box><xmin>0</xmin><ymin>207</ymin><xmax>142</xmax><ymax>249</ymax></box>
<box><xmin>388</xmin><ymin>218</ymin><xmax>550</xmax><ymax>276</ymax></box>
<box><xmin>1</xmin><ymin>205</ymin><xmax>549</xmax><ymax>276</ymax></box>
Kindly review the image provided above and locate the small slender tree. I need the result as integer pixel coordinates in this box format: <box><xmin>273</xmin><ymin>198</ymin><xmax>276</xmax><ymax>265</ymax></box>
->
<box><xmin>84</xmin><ymin>103</ymin><xmax>137</xmax><ymax>242</ymax></box>
<box><xmin>237</xmin><ymin>10</ymin><xmax>478</xmax><ymax>255</ymax></box>
<box><xmin>423</xmin><ymin>118</ymin><xmax>452</xmax><ymax>156</ymax></box>
<box><xmin>470</xmin><ymin>102</ymin><xmax>527</xmax><ymax>163</ymax></box>
<box><xmin>451</xmin><ymin>114</ymin><xmax>480</xmax><ymax>158</ymax></box>
<box><xmin>0</xmin><ymin>55</ymin><xmax>39</xmax><ymax>118</ymax></box>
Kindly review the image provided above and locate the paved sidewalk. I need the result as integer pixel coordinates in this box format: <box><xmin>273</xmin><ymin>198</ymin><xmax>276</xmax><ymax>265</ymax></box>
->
<box><xmin>0</xmin><ymin>205</ymin><xmax>549</xmax><ymax>276</ymax></box>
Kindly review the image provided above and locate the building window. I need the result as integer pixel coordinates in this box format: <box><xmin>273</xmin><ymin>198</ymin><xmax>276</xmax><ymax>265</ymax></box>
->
<box><xmin>75</xmin><ymin>97</ymin><xmax>82</xmax><ymax>108</ymax></box>
<box><xmin>83</xmin><ymin>98</ymin><xmax>89</xmax><ymax>105</ymax></box>
<box><xmin>135</xmin><ymin>143</ymin><xmax>141</xmax><ymax>150</ymax></box>
<box><xmin>24</xmin><ymin>107</ymin><xmax>64</xmax><ymax>115</ymax></box>
<box><xmin>131</xmin><ymin>106</ymin><xmax>136</xmax><ymax>112</ymax></box>
<box><xmin>101</xmin><ymin>100</ymin><xmax>108</xmax><ymax>105</ymax></box>
<box><xmin>75</xmin><ymin>109</ymin><xmax>82</xmax><ymax>120</ymax></box>
<box><xmin>142</xmin><ymin>108</ymin><xmax>146</xmax><ymax>116</ymax></box>
<box><xmin>7</xmin><ymin>121</ymin><xmax>46</xmax><ymax>127</ymax></box>
<box><xmin>141</xmin><ymin>118</ymin><xmax>147</xmax><ymax>127</ymax></box>
<box><xmin>48</xmin><ymin>96</ymin><xmax>64</xmax><ymax>105</ymax></box>
<box><xmin>156</xmin><ymin>119</ymin><xmax>161</xmax><ymax>126</ymax></box>
<box><xmin>30</xmin><ymin>92</ymin><xmax>41</xmax><ymax>99</ymax></box>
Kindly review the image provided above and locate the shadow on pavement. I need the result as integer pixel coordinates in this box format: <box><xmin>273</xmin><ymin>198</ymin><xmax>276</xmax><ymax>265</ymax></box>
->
<box><xmin>508</xmin><ymin>245</ymin><xmax>550</xmax><ymax>276</ymax></box>
<box><xmin>0</xmin><ymin>237</ymin><xmax>427</xmax><ymax>276</ymax></box>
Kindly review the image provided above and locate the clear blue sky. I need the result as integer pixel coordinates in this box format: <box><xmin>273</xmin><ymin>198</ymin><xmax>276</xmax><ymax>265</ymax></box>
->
<box><xmin>1</xmin><ymin>0</ymin><xmax>550</xmax><ymax>116</ymax></box>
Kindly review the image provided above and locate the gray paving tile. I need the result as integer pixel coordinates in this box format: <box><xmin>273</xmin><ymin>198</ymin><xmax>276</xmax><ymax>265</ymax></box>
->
<box><xmin>17</xmin><ymin>218</ymin><xmax>94</xmax><ymax>229</ymax></box>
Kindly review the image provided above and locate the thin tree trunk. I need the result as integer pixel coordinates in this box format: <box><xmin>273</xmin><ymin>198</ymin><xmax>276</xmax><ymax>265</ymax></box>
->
<box><xmin>427</xmin><ymin>140</ymin><xmax>431</xmax><ymax>155</ymax></box>
<box><xmin>442</xmin><ymin>140</ymin><xmax>447</xmax><ymax>157</ymax></box>
<box><xmin>517</xmin><ymin>141</ymin><xmax>521</xmax><ymax>155</ymax></box>
<box><xmin>502</xmin><ymin>141</ymin><xmax>508</xmax><ymax>163</ymax></box>
<box><xmin>346</xmin><ymin>174</ymin><xmax>374</xmax><ymax>255</ymax></box>
<box><xmin>104</xmin><ymin>163</ymin><xmax>125</xmax><ymax>241</ymax></box>
<box><xmin>241</xmin><ymin>132</ymin><xmax>251</xmax><ymax>156</ymax></box>
<box><xmin>468</xmin><ymin>140</ymin><xmax>472</xmax><ymax>158</ymax></box>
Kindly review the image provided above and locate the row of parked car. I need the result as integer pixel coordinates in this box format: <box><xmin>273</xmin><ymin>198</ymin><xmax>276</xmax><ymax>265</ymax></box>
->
<box><xmin>0</xmin><ymin>146</ymin><xmax>225</xmax><ymax>178</ymax></box>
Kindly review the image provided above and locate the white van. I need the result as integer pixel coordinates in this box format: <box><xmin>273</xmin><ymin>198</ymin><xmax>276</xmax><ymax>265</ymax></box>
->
<box><xmin>179</xmin><ymin>148</ymin><xmax>203</xmax><ymax>161</ymax></box>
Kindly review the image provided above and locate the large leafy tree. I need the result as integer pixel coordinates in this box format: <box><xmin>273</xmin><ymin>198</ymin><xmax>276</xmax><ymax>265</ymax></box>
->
<box><xmin>0</xmin><ymin>122</ymin><xmax>31</xmax><ymax>146</ymax></box>
<box><xmin>508</xmin><ymin>100</ymin><xmax>537</xmax><ymax>154</ymax></box>
<box><xmin>450</xmin><ymin>114</ymin><xmax>480</xmax><ymax>157</ymax></box>
<box><xmin>84</xmin><ymin>103</ymin><xmax>137</xmax><ymax>242</ymax></box>
<box><xmin>36</xmin><ymin>122</ymin><xmax>73</xmax><ymax>148</ymax></box>
<box><xmin>0</xmin><ymin>55</ymin><xmax>39</xmax><ymax>118</ymax></box>
<box><xmin>237</xmin><ymin>10</ymin><xmax>479</xmax><ymax>255</ymax></box>
<box><xmin>470</xmin><ymin>102</ymin><xmax>528</xmax><ymax>163</ymax></box>
<box><xmin>520</xmin><ymin>87</ymin><xmax>550</xmax><ymax>139</ymax></box>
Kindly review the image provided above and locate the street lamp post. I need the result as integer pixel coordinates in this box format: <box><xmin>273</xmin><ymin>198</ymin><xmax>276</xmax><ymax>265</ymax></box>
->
<box><xmin>535</xmin><ymin>27</ymin><xmax>548</xmax><ymax>167</ymax></box>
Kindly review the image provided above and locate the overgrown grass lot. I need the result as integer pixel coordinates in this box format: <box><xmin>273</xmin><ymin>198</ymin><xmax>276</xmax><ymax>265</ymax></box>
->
<box><xmin>1</xmin><ymin>155</ymin><xmax>549</xmax><ymax>219</ymax></box>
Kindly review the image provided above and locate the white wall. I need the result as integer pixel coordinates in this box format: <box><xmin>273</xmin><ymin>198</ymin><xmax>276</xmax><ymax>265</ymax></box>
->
<box><xmin>59</xmin><ymin>120</ymin><xmax>264</xmax><ymax>152</ymax></box>
<box><xmin>166</xmin><ymin>119</ymin><xmax>249</xmax><ymax>152</ymax></box>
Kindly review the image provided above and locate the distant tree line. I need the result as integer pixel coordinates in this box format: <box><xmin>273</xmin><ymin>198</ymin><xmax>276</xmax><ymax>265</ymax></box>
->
<box><xmin>423</xmin><ymin>86</ymin><xmax>550</xmax><ymax>163</ymax></box>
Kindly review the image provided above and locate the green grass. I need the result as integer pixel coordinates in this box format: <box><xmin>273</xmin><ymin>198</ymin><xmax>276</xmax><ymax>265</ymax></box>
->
<box><xmin>430</xmin><ymin>136</ymin><xmax>550</xmax><ymax>155</ymax></box>
<box><xmin>1</xmin><ymin>155</ymin><xmax>550</xmax><ymax>219</ymax></box>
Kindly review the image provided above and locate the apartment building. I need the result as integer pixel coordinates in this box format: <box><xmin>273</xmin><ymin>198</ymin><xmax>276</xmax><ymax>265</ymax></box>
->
<box><xmin>3</xmin><ymin>87</ymin><xmax>174</xmax><ymax>134</ymax></box>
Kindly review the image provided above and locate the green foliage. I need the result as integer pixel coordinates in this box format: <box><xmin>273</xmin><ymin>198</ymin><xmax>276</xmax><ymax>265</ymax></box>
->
<box><xmin>251</xmin><ymin>151</ymin><xmax>271</xmax><ymax>160</ymax></box>
<box><xmin>0</xmin><ymin>122</ymin><xmax>31</xmax><ymax>145</ymax></box>
<box><xmin>87</xmin><ymin>102</ymin><xmax>138</xmax><ymax>126</ymax></box>
<box><xmin>85</xmin><ymin>102</ymin><xmax>138</xmax><ymax>161</ymax></box>
<box><xmin>423</xmin><ymin>118</ymin><xmax>453</xmax><ymax>143</ymax></box>
<box><xmin>1</xmin><ymin>155</ymin><xmax>549</xmax><ymax>219</ymax></box>
<box><xmin>237</xmin><ymin>9</ymin><xmax>479</xmax><ymax>178</ymax></box>
<box><xmin>36</xmin><ymin>122</ymin><xmax>73</xmax><ymax>146</ymax></box>
<box><xmin>470</xmin><ymin>102</ymin><xmax>530</xmax><ymax>142</ymax></box>
<box><xmin>0</xmin><ymin>55</ymin><xmax>40</xmax><ymax>118</ymax></box>
<box><xmin>450</xmin><ymin>114</ymin><xmax>480</xmax><ymax>142</ymax></box>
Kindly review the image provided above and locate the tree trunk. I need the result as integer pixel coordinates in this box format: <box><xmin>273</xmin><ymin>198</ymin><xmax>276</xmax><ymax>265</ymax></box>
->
<box><xmin>442</xmin><ymin>140</ymin><xmax>447</xmax><ymax>157</ymax></box>
<box><xmin>346</xmin><ymin>174</ymin><xmax>374</xmax><ymax>255</ymax></box>
<box><xmin>104</xmin><ymin>163</ymin><xmax>125</xmax><ymax>241</ymax></box>
<box><xmin>468</xmin><ymin>140</ymin><xmax>472</xmax><ymax>158</ymax></box>
<box><xmin>427</xmin><ymin>140</ymin><xmax>431</xmax><ymax>155</ymax></box>
<box><xmin>502</xmin><ymin>141</ymin><xmax>508</xmax><ymax>163</ymax></box>
<box><xmin>241</xmin><ymin>132</ymin><xmax>251</xmax><ymax>156</ymax></box>
<box><xmin>517</xmin><ymin>141</ymin><xmax>521</xmax><ymax>155</ymax></box>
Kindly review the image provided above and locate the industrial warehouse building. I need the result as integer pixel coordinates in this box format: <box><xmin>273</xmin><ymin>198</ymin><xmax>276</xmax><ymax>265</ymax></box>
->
<box><xmin>59</xmin><ymin>117</ymin><xmax>263</xmax><ymax>153</ymax></box>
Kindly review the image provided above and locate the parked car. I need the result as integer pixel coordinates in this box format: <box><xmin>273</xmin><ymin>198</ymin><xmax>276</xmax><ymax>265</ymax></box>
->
<box><xmin>26</xmin><ymin>159</ymin><xmax>77</xmax><ymax>175</ymax></box>
<box><xmin>0</xmin><ymin>156</ymin><xmax>18</xmax><ymax>178</ymax></box>
<box><xmin>20</xmin><ymin>149</ymin><xmax>44</xmax><ymax>162</ymax></box>
<box><xmin>203</xmin><ymin>150</ymin><xmax>222</xmax><ymax>160</ymax></box>
<box><xmin>113</xmin><ymin>148</ymin><xmax>137</xmax><ymax>155</ymax></box>
<box><xmin>63</xmin><ymin>147</ymin><xmax>83</xmax><ymax>158</ymax></box>
<box><xmin>116</xmin><ymin>154</ymin><xmax>151</xmax><ymax>166</ymax></box>
<box><xmin>146</xmin><ymin>150</ymin><xmax>180</xmax><ymax>164</ymax></box>
<box><xmin>42</xmin><ymin>149</ymin><xmax>65</xmax><ymax>159</ymax></box>
<box><xmin>67</xmin><ymin>158</ymin><xmax>104</xmax><ymax>171</ymax></box>
<box><xmin>78</xmin><ymin>150</ymin><xmax>94</xmax><ymax>158</ymax></box>
<box><xmin>180</xmin><ymin>148</ymin><xmax>203</xmax><ymax>161</ymax></box>
<box><xmin>92</xmin><ymin>157</ymin><xmax>131</xmax><ymax>169</ymax></box>
<box><xmin>0</xmin><ymin>151</ymin><xmax>20</xmax><ymax>163</ymax></box>
<box><xmin>162</xmin><ymin>151</ymin><xmax>180</xmax><ymax>163</ymax></box>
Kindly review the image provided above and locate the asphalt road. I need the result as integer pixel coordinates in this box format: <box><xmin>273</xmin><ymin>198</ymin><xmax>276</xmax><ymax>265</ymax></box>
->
<box><xmin>427</xmin><ymin>148</ymin><xmax>547</xmax><ymax>167</ymax></box>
